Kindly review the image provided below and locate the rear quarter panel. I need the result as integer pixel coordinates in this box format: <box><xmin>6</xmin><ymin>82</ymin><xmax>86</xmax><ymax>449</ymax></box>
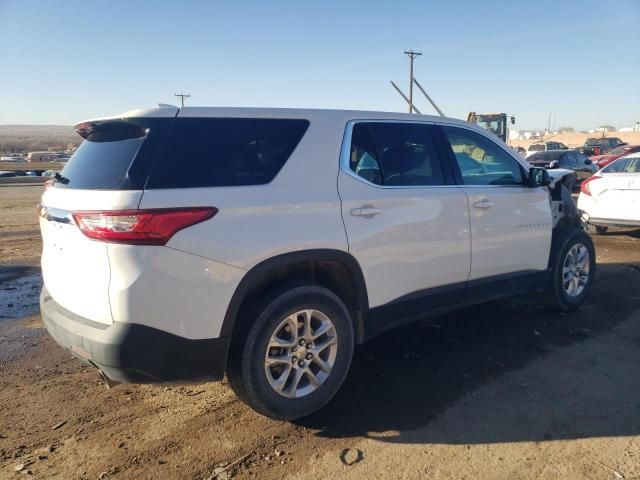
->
<box><xmin>138</xmin><ymin>113</ymin><xmax>349</xmax><ymax>270</ymax></box>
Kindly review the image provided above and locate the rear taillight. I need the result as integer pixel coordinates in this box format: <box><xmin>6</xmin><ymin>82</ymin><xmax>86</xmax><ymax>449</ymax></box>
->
<box><xmin>72</xmin><ymin>207</ymin><xmax>217</xmax><ymax>245</ymax></box>
<box><xmin>580</xmin><ymin>176</ymin><xmax>600</xmax><ymax>197</ymax></box>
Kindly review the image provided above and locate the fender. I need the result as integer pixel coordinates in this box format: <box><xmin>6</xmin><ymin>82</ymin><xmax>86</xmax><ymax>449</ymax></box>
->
<box><xmin>219</xmin><ymin>249</ymin><xmax>369</xmax><ymax>340</ymax></box>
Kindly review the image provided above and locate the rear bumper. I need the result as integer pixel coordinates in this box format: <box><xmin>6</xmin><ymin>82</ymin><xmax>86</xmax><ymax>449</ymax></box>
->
<box><xmin>40</xmin><ymin>287</ymin><xmax>230</xmax><ymax>384</ymax></box>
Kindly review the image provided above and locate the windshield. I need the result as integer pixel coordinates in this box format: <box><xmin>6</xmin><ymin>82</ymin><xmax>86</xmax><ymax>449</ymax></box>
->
<box><xmin>477</xmin><ymin>121</ymin><xmax>504</xmax><ymax>137</ymax></box>
<box><xmin>607</xmin><ymin>146</ymin><xmax>630</xmax><ymax>155</ymax></box>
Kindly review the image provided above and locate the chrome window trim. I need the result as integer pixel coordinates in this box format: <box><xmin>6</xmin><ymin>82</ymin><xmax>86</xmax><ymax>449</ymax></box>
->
<box><xmin>339</xmin><ymin>119</ymin><xmax>533</xmax><ymax>190</ymax></box>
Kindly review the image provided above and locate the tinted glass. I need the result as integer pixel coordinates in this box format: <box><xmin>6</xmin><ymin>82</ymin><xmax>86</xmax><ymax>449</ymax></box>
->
<box><xmin>558</xmin><ymin>153</ymin><xmax>572</xmax><ymax>167</ymax></box>
<box><xmin>59</xmin><ymin>138</ymin><xmax>143</xmax><ymax>189</ymax></box>
<box><xmin>603</xmin><ymin>157</ymin><xmax>640</xmax><ymax>173</ymax></box>
<box><xmin>148</xmin><ymin>118</ymin><xmax>309</xmax><ymax>188</ymax></box>
<box><xmin>57</xmin><ymin>118</ymin><xmax>170</xmax><ymax>190</ymax></box>
<box><xmin>608</xmin><ymin>146</ymin><xmax>630</xmax><ymax>155</ymax></box>
<box><xmin>528</xmin><ymin>144</ymin><xmax>545</xmax><ymax>152</ymax></box>
<box><xmin>529</xmin><ymin>151</ymin><xmax>564</xmax><ymax>162</ymax></box>
<box><xmin>349</xmin><ymin>123</ymin><xmax>445</xmax><ymax>186</ymax></box>
<box><xmin>443</xmin><ymin>126</ymin><xmax>524</xmax><ymax>186</ymax></box>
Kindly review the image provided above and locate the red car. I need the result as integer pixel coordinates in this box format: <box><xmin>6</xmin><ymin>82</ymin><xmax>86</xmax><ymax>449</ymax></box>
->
<box><xmin>590</xmin><ymin>145</ymin><xmax>640</xmax><ymax>169</ymax></box>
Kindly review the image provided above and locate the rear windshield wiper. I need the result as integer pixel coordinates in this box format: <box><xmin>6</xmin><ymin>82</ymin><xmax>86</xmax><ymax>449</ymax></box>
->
<box><xmin>53</xmin><ymin>172</ymin><xmax>70</xmax><ymax>185</ymax></box>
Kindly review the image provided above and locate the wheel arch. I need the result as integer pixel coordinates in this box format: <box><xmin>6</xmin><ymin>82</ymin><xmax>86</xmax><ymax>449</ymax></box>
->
<box><xmin>220</xmin><ymin>249</ymin><xmax>369</xmax><ymax>343</ymax></box>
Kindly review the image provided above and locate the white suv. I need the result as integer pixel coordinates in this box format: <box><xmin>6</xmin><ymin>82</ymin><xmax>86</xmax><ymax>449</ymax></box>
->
<box><xmin>40</xmin><ymin>106</ymin><xmax>595</xmax><ymax>420</ymax></box>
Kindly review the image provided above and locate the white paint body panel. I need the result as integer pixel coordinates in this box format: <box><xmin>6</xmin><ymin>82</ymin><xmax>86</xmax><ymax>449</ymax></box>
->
<box><xmin>462</xmin><ymin>187</ymin><xmax>553</xmax><ymax>279</ymax></box>
<box><xmin>578</xmin><ymin>173</ymin><xmax>640</xmax><ymax>223</ymax></box>
<box><xmin>338</xmin><ymin>173</ymin><xmax>471</xmax><ymax>307</ymax></box>
<box><xmin>107</xmin><ymin>244</ymin><xmax>245</xmax><ymax>339</ymax></box>
<box><xmin>39</xmin><ymin>188</ymin><xmax>144</xmax><ymax>324</ymax></box>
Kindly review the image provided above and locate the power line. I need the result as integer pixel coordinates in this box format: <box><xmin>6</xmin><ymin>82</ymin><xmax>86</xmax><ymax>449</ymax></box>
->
<box><xmin>403</xmin><ymin>50</ymin><xmax>422</xmax><ymax>113</ymax></box>
<box><xmin>174</xmin><ymin>93</ymin><xmax>191</xmax><ymax>108</ymax></box>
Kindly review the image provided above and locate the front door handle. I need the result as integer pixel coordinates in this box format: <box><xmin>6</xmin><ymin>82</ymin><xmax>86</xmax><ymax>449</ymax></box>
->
<box><xmin>472</xmin><ymin>199</ymin><xmax>495</xmax><ymax>209</ymax></box>
<box><xmin>350</xmin><ymin>206</ymin><xmax>382</xmax><ymax>217</ymax></box>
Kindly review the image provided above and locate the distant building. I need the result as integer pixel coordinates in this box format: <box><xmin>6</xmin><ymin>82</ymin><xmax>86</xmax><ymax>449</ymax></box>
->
<box><xmin>619</xmin><ymin>122</ymin><xmax>640</xmax><ymax>133</ymax></box>
<box><xmin>597</xmin><ymin>125</ymin><xmax>616</xmax><ymax>133</ymax></box>
<box><xmin>557</xmin><ymin>126</ymin><xmax>574</xmax><ymax>133</ymax></box>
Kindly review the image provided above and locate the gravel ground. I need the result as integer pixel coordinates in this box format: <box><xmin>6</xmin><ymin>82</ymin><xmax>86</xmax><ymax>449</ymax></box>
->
<box><xmin>1</xmin><ymin>185</ymin><xmax>639</xmax><ymax>480</ymax></box>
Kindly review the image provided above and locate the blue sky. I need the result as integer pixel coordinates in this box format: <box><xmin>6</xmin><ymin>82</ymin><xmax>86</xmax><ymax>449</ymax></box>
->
<box><xmin>0</xmin><ymin>0</ymin><xmax>638</xmax><ymax>130</ymax></box>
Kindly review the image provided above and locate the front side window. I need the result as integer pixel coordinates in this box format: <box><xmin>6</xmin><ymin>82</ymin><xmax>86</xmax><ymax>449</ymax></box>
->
<box><xmin>349</xmin><ymin>123</ymin><xmax>444</xmax><ymax>186</ymax></box>
<box><xmin>442</xmin><ymin>126</ymin><xmax>524</xmax><ymax>186</ymax></box>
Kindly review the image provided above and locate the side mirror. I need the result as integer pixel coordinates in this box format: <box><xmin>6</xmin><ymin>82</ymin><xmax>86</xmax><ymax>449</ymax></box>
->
<box><xmin>528</xmin><ymin>167</ymin><xmax>551</xmax><ymax>187</ymax></box>
<box><xmin>584</xmin><ymin>159</ymin><xmax>592</xmax><ymax>165</ymax></box>
<box><xmin>549</xmin><ymin>160</ymin><xmax>559</xmax><ymax>169</ymax></box>
<box><xmin>510</xmin><ymin>116</ymin><xmax>516</xmax><ymax>125</ymax></box>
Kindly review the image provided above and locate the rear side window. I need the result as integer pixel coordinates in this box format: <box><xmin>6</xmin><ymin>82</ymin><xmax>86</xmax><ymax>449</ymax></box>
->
<box><xmin>349</xmin><ymin>122</ymin><xmax>445</xmax><ymax>186</ymax></box>
<box><xmin>528</xmin><ymin>144</ymin><xmax>545</xmax><ymax>152</ymax></box>
<box><xmin>57</xmin><ymin>118</ymin><xmax>171</xmax><ymax>190</ymax></box>
<box><xmin>147</xmin><ymin>118</ymin><xmax>309</xmax><ymax>188</ymax></box>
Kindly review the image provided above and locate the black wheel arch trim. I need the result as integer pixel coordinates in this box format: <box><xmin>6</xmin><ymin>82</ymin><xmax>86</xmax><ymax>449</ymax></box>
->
<box><xmin>220</xmin><ymin>249</ymin><xmax>369</xmax><ymax>341</ymax></box>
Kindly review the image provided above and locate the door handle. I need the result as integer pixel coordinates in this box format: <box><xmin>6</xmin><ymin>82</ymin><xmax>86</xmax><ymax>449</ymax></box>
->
<box><xmin>472</xmin><ymin>199</ymin><xmax>495</xmax><ymax>209</ymax></box>
<box><xmin>350</xmin><ymin>206</ymin><xmax>382</xmax><ymax>217</ymax></box>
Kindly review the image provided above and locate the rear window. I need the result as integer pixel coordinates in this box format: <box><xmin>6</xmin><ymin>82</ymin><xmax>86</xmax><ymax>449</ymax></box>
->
<box><xmin>586</xmin><ymin>138</ymin><xmax>609</xmax><ymax>147</ymax></box>
<box><xmin>147</xmin><ymin>118</ymin><xmax>309</xmax><ymax>189</ymax></box>
<box><xmin>528</xmin><ymin>144</ymin><xmax>545</xmax><ymax>152</ymax></box>
<box><xmin>56</xmin><ymin>118</ymin><xmax>172</xmax><ymax>190</ymax></box>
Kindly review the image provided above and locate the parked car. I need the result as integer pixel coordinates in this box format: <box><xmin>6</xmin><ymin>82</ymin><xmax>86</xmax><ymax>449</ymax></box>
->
<box><xmin>0</xmin><ymin>154</ymin><xmax>26</xmax><ymax>162</ymax></box>
<box><xmin>526</xmin><ymin>141</ymin><xmax>568</xmax><ymax>158</ymax></box>
<box><xmin>578</xmin><ymin>152</ymin><xmax>640</xmax><ymax>235</ymax></box>
<box><xmin>590</xmin><ymin>144</ymin><xmax>640</xmax><ymax>169</ymax></box>
<box><xmin>27</xmin><ymin>152</ymin><xmax>65</xmax><ymax>162</ymax></box>
<box><xmin>580</xmin><ymin>137</ymin><xmax>626</xmax><ymax>157</ymax></box>
<box><xmin>527</xmin><ymin>149</ymin><xmax>598</xmax><ymax>180</ymax></box>
<box><xmin>40</xmin><ymin>106</ymin><xmax>595</xmax><ymax>420</ymax></box>
<box><xmin>0</xmin><ymin>170</ymin><xmax>27</xmax><ymax>177</ymax></box>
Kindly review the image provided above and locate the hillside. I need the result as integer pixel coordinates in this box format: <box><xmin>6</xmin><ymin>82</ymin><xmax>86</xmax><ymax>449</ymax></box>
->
<box><xmin>0</xmin><ymin>125</ymin><xmax>80</xmax><ymax>153</ymax></box>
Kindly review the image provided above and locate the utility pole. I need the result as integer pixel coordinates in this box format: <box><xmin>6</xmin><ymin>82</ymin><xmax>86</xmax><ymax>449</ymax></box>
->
<box><xmin>174</xmin><ymin>93</ymin><xmax>191</xmax><ymax>108</ymax></box>
<box><xmin>404</xmin><ymin>50</ymin><xmax>422</xmax><ymax>113</ymax></box>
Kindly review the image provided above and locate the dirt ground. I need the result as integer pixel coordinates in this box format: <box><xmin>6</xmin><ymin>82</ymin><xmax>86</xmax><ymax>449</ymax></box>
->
<box><xmin>1</xmin><ymin>185</ymin><xmax>639</xmax><ymax>480</ymax></box>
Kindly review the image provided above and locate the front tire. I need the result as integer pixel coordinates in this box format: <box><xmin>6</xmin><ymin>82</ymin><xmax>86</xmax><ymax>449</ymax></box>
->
<box><xmin>227</xmin><ymin>285</ymin><xmax>354</xmax><ymax>420</ymax></box>
<box><xmin>545</xmin><ymin>228</ymin><xmax>596</xmax><ymax>312</ymax></box>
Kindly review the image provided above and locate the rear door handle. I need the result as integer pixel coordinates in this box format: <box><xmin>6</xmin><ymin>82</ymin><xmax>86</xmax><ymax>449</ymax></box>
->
<box><xmin>472</xmin><ymin>199</ymin><xmax>495</xmax><ymax>209</ymax></box>
<box><xmin>350</xmin><ymin>207</ymin><xmax>382</xmax><ymax>217</ymax></box>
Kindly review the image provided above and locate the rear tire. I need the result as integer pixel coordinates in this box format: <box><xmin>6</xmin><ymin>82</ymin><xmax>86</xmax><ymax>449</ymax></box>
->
<box><xmin>545</xmin><ymin>228</ymin><xmax>596</xmax><ymax>312</ymax></box>
<box><xmin>226</xmin><ymin>285</ymin><xmax>354</xmax><ymax>420</ymax></box>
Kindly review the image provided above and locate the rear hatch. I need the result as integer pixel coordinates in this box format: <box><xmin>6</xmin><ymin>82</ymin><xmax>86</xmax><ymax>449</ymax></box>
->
<box><xmin>39</xmin><ymin>113</ymin><xmax>175</xmax><ymax>324</ymax></box>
